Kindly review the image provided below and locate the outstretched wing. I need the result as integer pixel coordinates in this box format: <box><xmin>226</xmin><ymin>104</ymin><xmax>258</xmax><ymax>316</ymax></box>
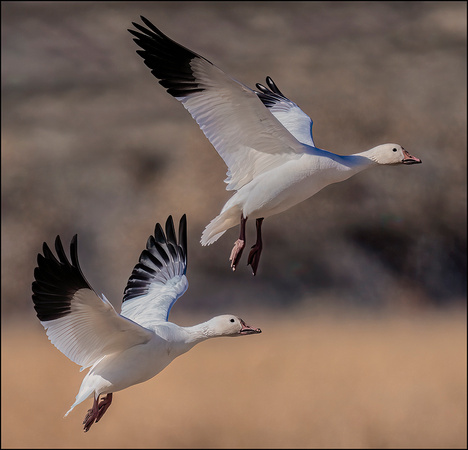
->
<box><xmin>32</xmin><ymin>235</ymin><xmax>152</xmax><ymax>371</ymax></box>
<box><xmin>120</xmin><ymin>215</ymin><xmax>188</xmax><ymax>328</ymax></box>
<box><xmin>128</xmin><ymin>17</ymin><xmax>307</xmax><ymax>192</ymax></box>
<box><xmin>255</xmin><ymin>76</ymin><xmax>315</xmax><ymax>147</ymax></box>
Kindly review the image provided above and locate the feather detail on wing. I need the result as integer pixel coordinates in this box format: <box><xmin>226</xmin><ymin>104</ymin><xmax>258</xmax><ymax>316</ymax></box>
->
<box><xmin>255</xmin><ymin>76</ymin><xmax>315</xmax><ymax>147</ymax></box>
<box><xmin>128</xmin><ymin>17</ymin><xmax>306</xmax><ymax>191</ymax></box>
<box><xmin>120</xmin><ymin>215</ymin><xmax>188</xmax><ymax>328</ymax></box>
<box><xmin>32</xmin><ymin>235</ymin><xmax>152</xmax><ymax>371</ymax></box>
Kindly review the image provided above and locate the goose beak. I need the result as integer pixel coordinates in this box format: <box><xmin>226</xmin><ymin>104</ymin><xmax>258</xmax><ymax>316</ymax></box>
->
<box><xmin>239</xmin><ymin>318</ymin><xmax>262</xmax><ymax>335</ymax></box>
<box><xmin>402</xmin><ymin>149</ymin><xmax>422</xmax><ymax>164</ymax></box>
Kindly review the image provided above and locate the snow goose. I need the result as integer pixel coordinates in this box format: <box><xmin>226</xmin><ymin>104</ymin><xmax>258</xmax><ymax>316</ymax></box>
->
<box><xmin>128</xmin><ymin>17</ymin><xmax>422</xmax><ymax>276</ymax></box>
<box><xmin>32</xmin><ymin>215</ymin><xmax>261</xmax><ymax>432</ymax></box>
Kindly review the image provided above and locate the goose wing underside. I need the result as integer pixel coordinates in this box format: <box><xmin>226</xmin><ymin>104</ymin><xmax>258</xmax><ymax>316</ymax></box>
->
<box><xmin>120</xmin><ymin>215</ymin><xmax>188</xmax><ymax>328</ymax></box>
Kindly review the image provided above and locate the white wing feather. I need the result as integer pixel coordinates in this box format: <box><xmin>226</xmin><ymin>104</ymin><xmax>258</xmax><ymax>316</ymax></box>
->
<box><xmin>129</xmin><ymin>18</ymin><xmax>307</xmax><ymax>192</ymax></box>
<box><xmin>255</xmin><ymin>76</ymin><xmax>315</xmax><ymax>148</ymax></box>
<box><xmin>41</xmin><ymin>290</ymin><xmax>152</xmax><ymax>370</ymax></box>
<box><xmin>32</xmin><ymin>236</ymin><xmax>152</xmax><ymax>371</ymax></box>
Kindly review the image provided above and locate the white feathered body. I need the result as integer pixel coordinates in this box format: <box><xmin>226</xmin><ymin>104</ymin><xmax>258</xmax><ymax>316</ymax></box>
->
<box><xmin>67</xmin><ymin>323</ymin><xmax>196</xmax><ymax>415</ymax></box>
<box><xmin>202</xmin><ymin>149</ymin><xmax>374</xmax><ymax>244</ymax></box>
<box><xmin>128</xmin><ymin>18</ymin><xmax>421</xmax><ymax>261</ymax></box>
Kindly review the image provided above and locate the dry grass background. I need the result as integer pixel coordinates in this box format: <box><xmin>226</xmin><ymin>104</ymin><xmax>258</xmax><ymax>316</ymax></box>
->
<box><xmin>1</xmin><ymin>1</ymin><xmax>467</xmax><ymax>448</ymax></box>
<box><xmin>2</xmin><ymin>310</ymin><xmax>466</xmax><ymax>448</ymax></box>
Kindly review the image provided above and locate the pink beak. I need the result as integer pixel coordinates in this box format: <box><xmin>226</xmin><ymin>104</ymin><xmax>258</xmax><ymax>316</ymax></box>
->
<box><xmin>402</xmin><ymin>148</ymin><xmax>422</xmax><ymax>165</ymax></box>
<box><xmin>239</xmin><ymin>318</ymin><xmax>262</xmax><ymax>335</ymax></box>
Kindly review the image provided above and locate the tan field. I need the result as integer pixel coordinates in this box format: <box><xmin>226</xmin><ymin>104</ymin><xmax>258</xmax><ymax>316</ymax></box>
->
<box><xmin>2</xmin><ymin>309</ymin><xmax>466</xmax><ymax>449</ymax></box>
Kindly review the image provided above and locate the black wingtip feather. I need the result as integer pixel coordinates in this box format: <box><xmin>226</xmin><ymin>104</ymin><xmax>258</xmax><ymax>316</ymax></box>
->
<box><xmin>179</xmin><ymin>214</ymin><xmax>187</xmax><ymax>263</ymax></box>
<box><xmin>128</xmin><ymin>17</ymin><xmax>210</xmax><ymax>99</ymax></box>
<box><xmin>32</xmin><ymin>235</ymin><xmax>93</xmax><ymax>322</ymax></box>
<box><xmin>266</xmin><ymin>76</ymin><xmax>286</xmax><ymax>97</ymax></box>
<box><xmin>154</xmin><ymin>222</ymin><xmax>166</xmax><ymax>244</ymax></box>
<box><xmin>255</xmin><ymin>76</ymin><xmax>289</xmax><ymax>108</ymax></box>
<box><xmin>140</xmin><ymin>15</ymin><xmax>162</xmax><ymax>35</ymax></box>
<box><xmin>165</xmin><ymin>215</ymin><xmax>177</xmax><ymax>246</ymax></box>
<box><xmin>122</xmin><ymin>215</ymin><xmax>188</xmax><ymax>304</ymax></box>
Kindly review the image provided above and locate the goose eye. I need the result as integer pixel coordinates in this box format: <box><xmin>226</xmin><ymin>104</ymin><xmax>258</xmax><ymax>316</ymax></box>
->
<box><xmin>230</xmin><ymin>318</ymin><xmax>235</xmax><ymax>323</ymax></box>
<box><xmin>392</xmin><ymin>148</ymin><xmax>397</xmax><ymax>152</ymax></box>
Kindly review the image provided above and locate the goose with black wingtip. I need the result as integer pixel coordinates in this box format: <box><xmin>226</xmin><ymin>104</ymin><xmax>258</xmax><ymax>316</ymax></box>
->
<box><xmin>32</xmin><ymin>215</ymin><xmax>261</xmax><ymax>432</ymax></box>
<box><xmin>128</xmin><ymin>17</ymin><xmax>422</xmax><ymax>276</ymax></box>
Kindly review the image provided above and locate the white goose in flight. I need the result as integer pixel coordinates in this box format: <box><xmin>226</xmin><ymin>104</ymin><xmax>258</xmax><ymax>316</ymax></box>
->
<box><xmin>32</xmin><ymin>215</ymin><xmax>261</xmax><ymax>432</ymax></box>
<box><xmin>128</xmin><ymin>17</ymin><xmax>422</xmax><ymax>276</ymax></box>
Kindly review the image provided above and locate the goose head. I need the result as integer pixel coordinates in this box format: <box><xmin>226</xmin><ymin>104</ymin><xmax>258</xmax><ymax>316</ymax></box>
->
<box><xmin>366</xmin><ymin>144</ymin><xmax>422</xmax><ymax>165</ymax></box>
<box><xmin>207</xmin><ymin>315</ymin><xmax>262</xmax><ymax>337</ymax></box>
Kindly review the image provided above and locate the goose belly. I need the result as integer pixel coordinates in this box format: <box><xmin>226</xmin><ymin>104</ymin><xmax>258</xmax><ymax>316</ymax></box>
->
<box><xmin>84</xmin><ymin>341</ymin><xmax>174</xmax><ymax>396</ymax></box>
<box><xmin>241</xmin><ymin>158</ymin><xmax>354</xmax><ymax>218</ymax></box>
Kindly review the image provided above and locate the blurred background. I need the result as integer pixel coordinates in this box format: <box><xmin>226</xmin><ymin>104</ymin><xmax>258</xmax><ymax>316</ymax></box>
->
<box><xmin>1</xmin><ymin>1</ymin><xmax>466</xmax><ymax>448</ymax></box>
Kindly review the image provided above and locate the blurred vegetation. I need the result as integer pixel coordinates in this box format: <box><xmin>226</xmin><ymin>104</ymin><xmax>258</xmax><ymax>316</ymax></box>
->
<box><xmin>1</xmin><ymin>1</ymin><xmax>466</xmax><ymax>319</ymax></box>
<box><xmin>2</xmin><ymin>312</ymin><xmax>467</xmax><ymax>448</ymax></box>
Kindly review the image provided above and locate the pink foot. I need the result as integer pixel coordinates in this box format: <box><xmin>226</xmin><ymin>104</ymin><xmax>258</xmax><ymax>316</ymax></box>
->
<box><xmin>229</xmin><ymin>239</ymin><xmax>245</xmax><ymax>271</ymax></box>
<box><xmin>83</xmin><ymin>402</ymin><xmax>98</xmax><ymax>432</ymax></box>
<box><xmin>95</xmin><ymin>393</ymin><xmax>113</xmax><ymax>423</ymax></box>
<box><xmin>83</xmin><ymin>393</ymin><xmax>113</xmax><ymax>432</ymax></box>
